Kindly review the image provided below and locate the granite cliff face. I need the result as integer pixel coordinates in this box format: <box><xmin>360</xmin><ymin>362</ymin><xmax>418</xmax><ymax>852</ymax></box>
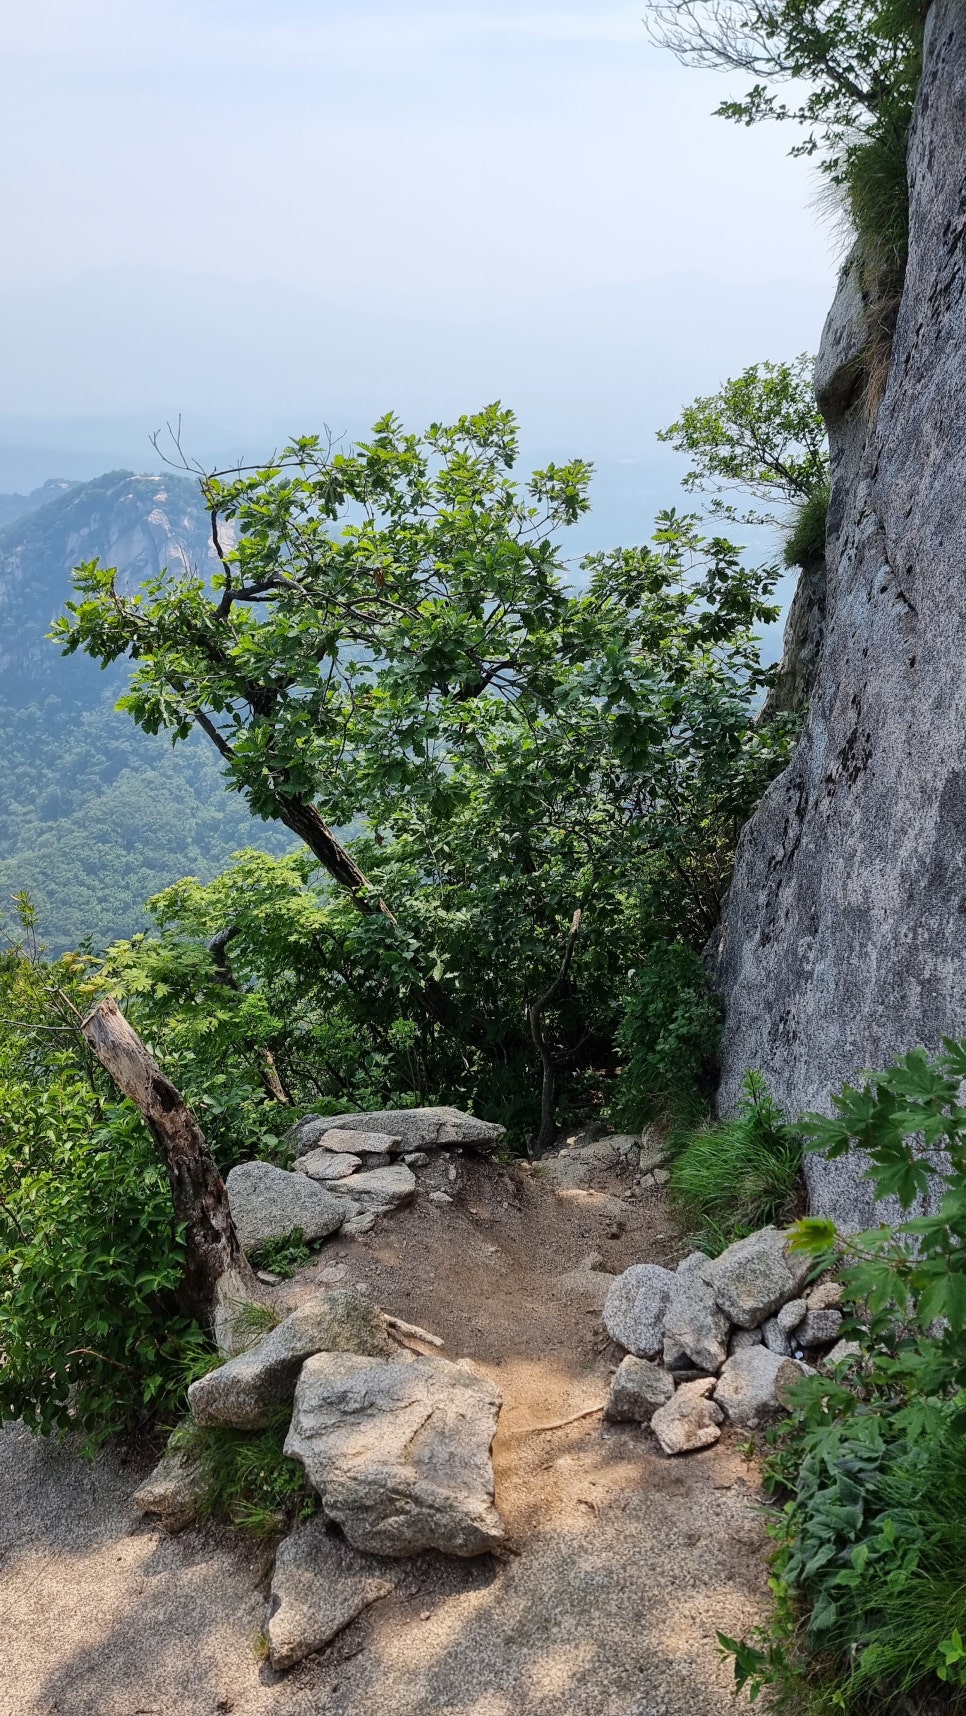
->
<box><xmin>713</xmin><ymin>0</ymin><xmax>966</xmax><ymax>1229</ymax></box>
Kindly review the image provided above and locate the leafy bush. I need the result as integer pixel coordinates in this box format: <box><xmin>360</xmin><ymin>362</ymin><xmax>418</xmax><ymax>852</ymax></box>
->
<box><xmin>0</xmin><ymin>1070</ymin><xmax>202</xmax><ymax>1444</ymax></box>
<box><xmin>722</xmin><ymin>1040</ymin><xmax>966</xmax><ymax>1710</ymax></box>
<box><xmin>667</xmin><ymin>1071</ymin><xmax>804</xmax><ymax>1251</ymax></box>
<box><xmin>609</xmin><ymin>942</ymin><xmax>721</xmax><ymax>1138</ymax></box>
<box><xmin>0</xmin><ymin>915</ymin><xmax>208</xmax><ymax>1445</ymax></box>
<box><xmin>784</xmin><ymin>481</ymin><xmax>830</xmax><ymax>571</ymax></box>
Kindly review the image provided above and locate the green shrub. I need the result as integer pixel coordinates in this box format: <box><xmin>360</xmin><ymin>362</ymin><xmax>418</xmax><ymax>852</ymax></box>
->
<box><xmin>784</xmin><ymin>482</ymin><xmax>830</xmax><ymax>571</ymax></box>
<box><xmin>722</xmin><ymin>1039</ymin><xmax>966</xmax><ymax>1711</ymax></box>
<box><xmin>609</xmin><ymin>943</ymin><xmax>722</xmax><ymax>1140</ymax></box>
<box><xmin>726</xmin><ymin>1386</ymin><xmax>966</xmax><ymax>1712</ymax></box>
<box><xmin>668</xmin><ymin>1072</ymin><xmax>804</xmax><ymax>1253</ymax></box>
<box><xmin>0</xmin><ymin>1072</ymin><xmax>202</xmax><ymax>1444</ymax></box>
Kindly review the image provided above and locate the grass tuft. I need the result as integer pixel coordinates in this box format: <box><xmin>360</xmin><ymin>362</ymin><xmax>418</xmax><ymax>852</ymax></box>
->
<box><xmin>171</xmin><ymin>1411</ymin><xmax>317</xmax><ymax>1538</ymax></box>
<box><xmin>668</xmin><ymin>1071</ymin><xmax>804</xmax><ymax>1254</ymax></box>
<box><xmin>784</xmin><ymin>482</ymin><xmax>830</xmax><ymax>570</ymax></box>
<box><xmin>249</xmin><ymin>1228</ymin><xmax>316</xmax><ymax>1279</ymax></box>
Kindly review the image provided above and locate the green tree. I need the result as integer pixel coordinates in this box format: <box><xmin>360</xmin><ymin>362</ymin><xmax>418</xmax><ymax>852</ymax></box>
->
<box><xmin>57</xmin><ymin>405</ymin><xmax>795</xmax><ymax>1143</ymax></box>
<box><xmin>646</xmin><ymin>0</ymin><xmax>928</xmax><ymax>272</ymax></box>
<box><xmin>658</xmin><ymin>355</ymin><xmax>828</xmax><ymax>525</ymax></box>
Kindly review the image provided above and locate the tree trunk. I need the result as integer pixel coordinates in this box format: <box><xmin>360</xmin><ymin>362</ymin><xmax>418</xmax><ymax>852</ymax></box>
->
<box><xmin>527</xmin><ymin>910</ymin><xmax>583</xmax><ymax>1154</ymax></box>
<box><xmin>81</xmin><ymin>996</ymin><xmax>264</xmax><ymax>1345</ymax></box>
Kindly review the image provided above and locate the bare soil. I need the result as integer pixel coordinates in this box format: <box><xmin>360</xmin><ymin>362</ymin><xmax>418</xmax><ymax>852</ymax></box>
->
<box><xmin>0</xmin><ymin>1146</ymin><xmax>774</xmax><ymax>1716</ymax></box>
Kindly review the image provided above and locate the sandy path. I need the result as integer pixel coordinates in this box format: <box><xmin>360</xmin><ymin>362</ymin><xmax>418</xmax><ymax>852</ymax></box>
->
<box><xmin>0</xmin><ymin>1153</ymin><xmax>773</xmax><ymax>1716</ymax></box>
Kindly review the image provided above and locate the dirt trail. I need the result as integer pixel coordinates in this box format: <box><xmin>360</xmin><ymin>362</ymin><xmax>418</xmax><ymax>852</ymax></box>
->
<box><xmin>0</xmin><ymin>1149</ymin><xmax>773</xmax><ymax>1716</ymax></box>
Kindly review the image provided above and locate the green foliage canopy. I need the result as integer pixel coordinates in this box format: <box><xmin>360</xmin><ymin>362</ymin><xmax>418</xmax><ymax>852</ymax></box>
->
<box><xmin>658</xmin><ymin>355</ymin><xmax>829</xmax><ymax>525</ymax></box>
<box><xmin>58</xmin><ymin>406</ymin><xmax>796</xmax><ymax>1138</ymax></box>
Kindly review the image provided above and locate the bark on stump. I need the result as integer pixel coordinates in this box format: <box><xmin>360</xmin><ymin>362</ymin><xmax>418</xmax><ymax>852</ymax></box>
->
<box><xmin>81</xmin><ymin>996</ymin><xmax>266</xmax><ymax>1348</ymax></box>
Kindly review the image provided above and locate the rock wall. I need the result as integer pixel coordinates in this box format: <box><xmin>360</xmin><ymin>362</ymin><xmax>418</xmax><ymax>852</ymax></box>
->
<box><xmin>712</xmin><ymin>0</ymin><xmax>966</xmax><ymax>1229</ymax></box>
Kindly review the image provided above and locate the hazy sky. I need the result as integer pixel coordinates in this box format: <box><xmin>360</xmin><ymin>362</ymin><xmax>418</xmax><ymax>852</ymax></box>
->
<box><xmin>0</xmin><ymin>0</ymin><xmax>839</xmax><ymax>532</ymax></box>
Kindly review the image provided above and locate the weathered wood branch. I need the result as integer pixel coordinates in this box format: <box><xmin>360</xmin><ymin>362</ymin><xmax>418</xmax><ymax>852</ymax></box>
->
<box><xmin>80</xmin><ymin>997</ymin><xmax>264</xmax><ymax>1340</ymax></box>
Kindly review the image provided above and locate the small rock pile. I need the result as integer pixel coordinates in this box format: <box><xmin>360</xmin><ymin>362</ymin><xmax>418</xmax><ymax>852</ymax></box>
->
<box><xmin>226</xmin><ymin>1105</ymin><xmax>504</xmax><ymax>1249</ymax></box>
<box><xmin>136</xmin><ymin>1288</ymin><xmax>505</xmax><ymax>1670</ymax></box>
<box><xmin>602</xmin><ymin>1226</ymin><xmax>850</xmax><ymax>1454</ymax></box>
<box><xmin>136</xmin><ymin>1106</ymin><xmax>510</xmax><ymax>1672</ymax></box>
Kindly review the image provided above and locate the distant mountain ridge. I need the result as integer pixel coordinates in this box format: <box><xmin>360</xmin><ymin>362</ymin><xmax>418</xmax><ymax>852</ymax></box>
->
<box><xmin>0</xmin><ymin>470</ymin><xmax>291</xmax><ymax>952</ymax></box>
<box><xmin>0</xmin><ymin>478</ymin><xmax>77</xmax><ymax>530</ymax></box>
<box><xmin>0</xmin><ymin>469</ymin><xmax>222</xmax><ymax>703</ymax></box>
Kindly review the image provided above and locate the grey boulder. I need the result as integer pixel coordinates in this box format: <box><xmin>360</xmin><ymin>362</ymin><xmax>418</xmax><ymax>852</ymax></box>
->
<box><xmin>343</xmin><ymin>1211</ymin><xmax>377</xmax><ymax>1236</ymax></box>
<box><xmin>663</xmin><ymin>1277</ymin><xmax>730</xmax><ymax>1373</ymax></box>
<box><xmin>714</xmin><ymin>1346</ymin><xmax>806</xmax><ymax>1426</ymax></box>
<box><xmin>285</xmin><ymin>1352</ymin><xmax>505</xmax><ymax>1557</ymax></box>
<box><xmin>605</xmin><ymin>1355</ymin><xmax>675</xmax><ymax>1421</ymax></box>
<box><xmin>703</xmin><ymin>1227</ymin><xmax>812</xmax><ymax>1328</ymax></box>
<box><xmin>329</xmin><ymin>1163</ymin><xmax>417</xmax><ymax>1215</ymax></box>
<box><xmin>795</xmin><ymin>1308</ymin><xmax>844</xmax><ymax>1347</ymax></box>
<box><xmin>603</xmin><ymin>1264</ymin><xmax>676</xmax><ymax>1358</ymax></box>
<box><xmin>226</xmin><ymin>1160</ymin><xmax>352</xmax><ymax>1250</ymax></box>
<box><xmin>650</xmin><ymin>1377</ymin><xmax>723</xmax><ymax>1456</ymax></box>
<box><xmin>267</xmin><ymin>1515</ymin><xmax>396</xmax><ymax>1671</ymax></box>
<box><xmin>187</xmin><ymin>1293</ymin><xmax>391</xmax><ymax>1429</ymax></box>
<box><xmin>729</xmin><ymin>1327</ymin><xmax>763</xmax><ymax>1354</ymax></box>
<box><xmin>776</xmin><ymin>1298</ymin><xmax>808</xmax><ymax>1335</ymax></box>
<box><xmin>294</xmin><ymin>1148</ymin><xmax>363</xmax><ymax>1181</ymax></box>
<box><xmin>824</xmin><ymin>1338</ymin><xmax>862</xmax><ymax>1370</ymax></box>
<box><xmin>675</xmin><ymin>1251</ymin><xmax>712</xmax><ymax>1281</ymax></box>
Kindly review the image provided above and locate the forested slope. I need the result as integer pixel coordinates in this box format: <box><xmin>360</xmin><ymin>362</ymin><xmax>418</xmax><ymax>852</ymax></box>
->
<box><xmin>0</xmin><ymin>471</ymin><xmax>293</xmax><ymax>951</ymax></box>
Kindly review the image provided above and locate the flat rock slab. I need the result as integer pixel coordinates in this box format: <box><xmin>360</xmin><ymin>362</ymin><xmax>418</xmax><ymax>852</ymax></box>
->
<box><xmin>329</xmin><ymin>1163</ymin><xmax>417</xmax><ymax>1215</ymax></box>
<box><xmin>603</xmin><ymin>1263</ymin><xmax>676</xmax><ymax>1358</ymax></box>
<box><xmin>315</xmin><ymin>1128</ymin><xmax>402</xmax><ymax>1156</ymax></box>
<box><xmin>311</xmin><ymin>1106</ymin><xmax>505</xmax><ymax>1153</ymax></box>
<box><xmin>188</xmin><ymin>1293</ymin><xmax>391</xmax><ymax>1429</ymax></box>
<box><xmin>294</xmin><ymin>1148</ymin><xmax>363</xmax><ymax>1181</ymax></box>
<box><xmin>285</xmin><ymin>1352</ymin><xmax>505</xmax><ymax>1557</ymax></box>
<box><xmin>703</xmin><ymin>1227</ymin><xmax>812</xmax><ymax>1329</ymax></box>
<box><xmin>267</xmin><ymin>1515</ymin><xmax>396</xmax><ymax>1671</ymax></box>
<box><xmin>226</xmin><ymin>1160</ymin><xmax>353</xmax><ymax>1250</ymax></box>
